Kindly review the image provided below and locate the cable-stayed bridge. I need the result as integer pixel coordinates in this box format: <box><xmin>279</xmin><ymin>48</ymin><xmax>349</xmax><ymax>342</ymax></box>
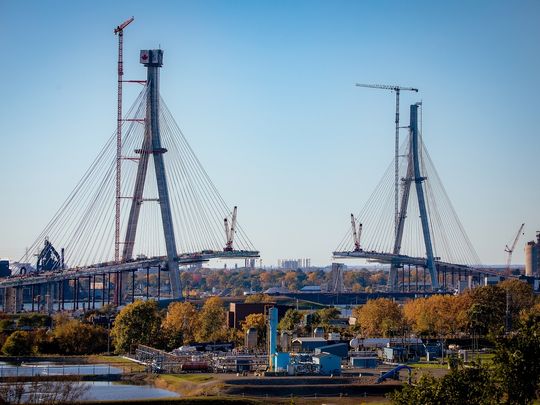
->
<box><xmin>334</xmin><ymin>102</ymin><xmax>514</xmax><ymax>292</ymax></box>
<box><xmin>1</xmin><ymin>49</ymin><xmax>258</xmax><ymax>312</ymax></box>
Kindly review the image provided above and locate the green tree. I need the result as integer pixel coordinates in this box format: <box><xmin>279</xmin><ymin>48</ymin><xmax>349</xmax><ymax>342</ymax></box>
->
<box><xmin>195</xmin><ymin>297</ymin><xmax>227</xmax><ymax>342</ymax></box>
<box><xmin>317</xmin><ymin>307</ymin><xmax>340</xmax><ymax>328</ymax></box>
<box><xmin>110</xmin><ymin>300</ymin><xmax>163</xmax><ymax>353</ymax></box>
<box><xmin>492</xmin><ymin>312</ymin><xmax>540</xmax><ymax>404</ymax></box>
<box><xmin>467</xmin><ymin>285</ymin><xmax>506</xmax><ymax>336</ymax></box>
<box><xmin>2</xmin><ymin>331</ymin><xmax>34</xmax><ymax>356</ymax></box>
<box><xmin>278</xmin><ymin>309</ymin><xmax>303</xmax><ymax>332</ymax></box>
<box><xmin>162</xmin><ymin>301</ymin><xmax>198</xmax><ymax>349</ymax></box>
<box><xmin>391</xmin><ymin>365</ymin><xmax>500</xmax><ymax>405</ymax></box>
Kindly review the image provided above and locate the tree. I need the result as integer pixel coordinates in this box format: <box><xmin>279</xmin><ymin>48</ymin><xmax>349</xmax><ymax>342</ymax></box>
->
<box><xmin>241</xmin><ymin>313</ymin><xmax>266</xmax><ymax>346</ymax></box>
<box><xmin>499</xmin><ymin>279</ymin><xmax>536</xmax><ymax>330</ymax></box>
<box><xmin>244</xmin><ymin>293</ymin><xmax>273</xmax><ymax>303</ymax></box>
<box><xmin>317</xmin><ymin>307</ymin><xmax>340</xmax><ymax>329</ymax></box>
<box><xmin>53</xmin><ymin>319</ymin><xmax>107</xmax><ymax>355</ymax></box>
<box><xmin>2</xmin><ymin>331</ymin><xmax>34</xmax><ymax>356</ymax></box>
<box><xmin>162</xmin><ymin>301</ymin><xmax>198</xmax><ymax>349</ymax></box>
<box><xmin>390</xmin><ymin>364</ymin><xmax>500</xmax><ymax>405</ymax></box>
<box><xmin>466</xmin><ymin>285</ymin><xmax>506</xmax><ymax>336</ymax></box>
<box><xmin>195</xmin><ymin>297</ymin><xmax>227</xmax><ymax>342</ymax></box>
<box><xmin>278</xmin><ymin>309</ymin><xmax>303</xmax><ymax>332</ymax></box>
<box><xmin>353</xmin><ymin>298</ymin><xmax>403</xmax><ymax>337</ymax></box>
<box><xmin>110</xmin><ymin>300</ymin><xmax>163</xmax><ymax>353</ymax></box>
<box><xmin>492</xmin><ymin>312</ymin><xmax>540</xmax><ymax>404</ymax></box>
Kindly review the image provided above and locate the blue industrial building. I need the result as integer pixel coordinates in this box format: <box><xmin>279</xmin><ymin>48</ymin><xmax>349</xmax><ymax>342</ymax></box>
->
<box><xmin>312</xmin><ymin>352</ymin><xmax>341</xmax><ymax>376</ymax></box>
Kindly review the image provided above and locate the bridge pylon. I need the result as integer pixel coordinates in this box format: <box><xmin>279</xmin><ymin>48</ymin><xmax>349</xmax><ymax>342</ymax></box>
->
<box><xmin>122</xmin><ymin>49</ymin><xmax>181</xmax><ymax>299</ymax></box>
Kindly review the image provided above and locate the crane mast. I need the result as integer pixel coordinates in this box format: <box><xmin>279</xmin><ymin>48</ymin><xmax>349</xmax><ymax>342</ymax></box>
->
<box><xmin>113</xmin><ymin>17</ymin><xmax>134</xmax><ymax>263</ymax></box>
<box><xmin>355</xmin><ymin>83</ymin><xmax>418</xmax><ymax>242</ymax></box>
<box><xmin>505</xmin><ymin>223</ymin><xmax>525</xmax><ymax>275</ymax></box>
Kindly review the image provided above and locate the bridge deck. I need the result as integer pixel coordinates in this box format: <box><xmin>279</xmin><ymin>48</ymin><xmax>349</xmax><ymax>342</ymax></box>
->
<box><xmin>333</xmin><ymin>250</ymin><xmax>513</xmax><ymax>279</ymax></box>
<box><xmin>0</xmin><ymin>250</ymin><xmax>259</xmax><ymax>288</ymax></box>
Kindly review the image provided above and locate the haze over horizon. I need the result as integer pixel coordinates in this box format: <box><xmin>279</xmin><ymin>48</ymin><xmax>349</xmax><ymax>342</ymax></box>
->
<box><xmin>1</xmin><ymin>1</ymin><xmax>539</xmax><ymax>267</ymax></box>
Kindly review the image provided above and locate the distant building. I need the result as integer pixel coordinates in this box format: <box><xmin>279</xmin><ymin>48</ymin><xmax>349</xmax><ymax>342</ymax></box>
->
<box><xmin>312</xmin><ymin>352</ymin><xmax>341</xmax><ymax>375</ymax></box>
<box><xmin>278</xmin><ymin>258</ymin><xmax>311</xmax><ymax>269</ymax></box>
<box><xmin>525</xmin><ymin>232</ymin><xmax>540</xmax><ymax>277</ymax></box>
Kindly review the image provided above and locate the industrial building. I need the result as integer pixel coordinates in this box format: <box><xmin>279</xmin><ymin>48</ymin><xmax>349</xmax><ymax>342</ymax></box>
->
<box><xmin>525</xmin><ymin>232</ymin><xmax>540</xmax><ymax>277</ymax></box>
<box><xmin>228</xmin><ymin>302</ymin><xmax>291</xmax><ymax>329</ymax></box>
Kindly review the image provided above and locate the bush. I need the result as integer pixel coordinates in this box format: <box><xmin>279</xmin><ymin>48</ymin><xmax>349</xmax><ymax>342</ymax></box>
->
<box><xmin>53</xmin><ymin>320</ymin><xmax>107</xmax><ymax>355</ymax></box>
<box><xmin>2</xmin><ymin>331</ymin><xmax>35</xmax><ymax>356</ymax></box>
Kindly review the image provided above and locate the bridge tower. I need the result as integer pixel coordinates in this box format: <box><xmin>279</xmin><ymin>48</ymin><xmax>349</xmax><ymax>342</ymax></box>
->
<box><xmin>122</xmin><ymin>49</ymin><xmax>182</xmax><ymax>298</ymax></box>
<box><xmin>390</xmin><ymin>104</ymin><xmax>438</xmax><ymax>290</ymax></box>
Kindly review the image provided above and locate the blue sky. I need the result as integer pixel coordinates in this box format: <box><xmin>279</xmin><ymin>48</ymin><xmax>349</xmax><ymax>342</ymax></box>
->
<box><xmin>0</xmin><ymin>0</ymin><xmax>539</xmax><ymax>266</ymax></box>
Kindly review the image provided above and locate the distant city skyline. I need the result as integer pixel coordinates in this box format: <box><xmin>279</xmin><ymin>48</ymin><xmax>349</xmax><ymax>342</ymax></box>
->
<box><xmin>0</xmin><ymin>1</ymin><xmax>539</xmax><ymax>266</ymax></box>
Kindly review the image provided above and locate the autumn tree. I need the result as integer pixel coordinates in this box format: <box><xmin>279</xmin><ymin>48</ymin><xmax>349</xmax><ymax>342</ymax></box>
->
<box><xmin>53</xmin><ymin>319</ymin><xmax>107</xmax><ymax>355</ymax></box>
<box><xmin>195</xmin><ymin>297</ymin><xmax>227</xmax><ymax>342</ymax></box>
<box><xmin>353</xmin><ymin>298</ymin><xmax>404</xmax><ymax>337</ymax></box>
<box><xmin>404</xmin><ymin>294</ymin><xmax>471</xmax><ymax>338</ymax></box>
<box><xmin>2</xmin><ymin>331</ymin><xmax>35</xmax><ymax>356</ymax></box>
<box><xmin>241</xmin><ymin>313</ymin><xmax>266</xmax><ymax>346</ymax></box>
<box><xmin>162</xmin><ymin>301</ymin><xmax>198</xmax><ymax>349</ymax></box>
<box><xmin>110</xmin><ymin>300</ymin><xmax>163</xmax><ymax>353</ymax></box>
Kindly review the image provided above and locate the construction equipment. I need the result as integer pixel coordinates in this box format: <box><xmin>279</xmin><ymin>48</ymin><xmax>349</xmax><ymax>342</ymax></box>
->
<box><xmin>505</xmin><ymin>223</ymin><xmax>525</xmax><ymax>275</ymax></box>
<box><xmin>350</xmin><ymin>214</ymin><xmax>363</xmax><ymax>252</ymax></box>
<box><xmin>113</xmin><ymin>17</ymin><xmax>134</xmax><ymax>263</ymax></box>
<box><xmin>224</xmin><ymin>206</ymin><xmax>238</xmax><ymax>251</ymax></box>
<box><xmin>355</xmin><ymin>83</ymin><xmax>418</xmax><ymax>240</ymax></box>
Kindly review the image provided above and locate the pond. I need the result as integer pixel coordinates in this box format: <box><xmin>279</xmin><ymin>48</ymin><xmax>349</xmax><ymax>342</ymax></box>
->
<box><xmin>81</xmin><ymin>381</ymin><xmax>180</xmax><ymax>401</ymax></box>
<box><xmin>0</xmin><ymin>381</ymin><xmax>180</xmax><ymax>402</ymax></box>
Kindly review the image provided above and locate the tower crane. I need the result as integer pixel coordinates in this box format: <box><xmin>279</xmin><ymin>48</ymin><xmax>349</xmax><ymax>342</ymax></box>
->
<box><xmin>113</xmin><ymin>17</ymin><xmax>134</xmax><ymax>263</ymax></box>
<box><xmin>355</xmin><ymin>83</ymin><xmax>418</xmax><ymax>242</ymax></box>
<box><xmin>224</xmin><ymin>206</ymin><xmax>238</xmax><ymax>251</ymax></box>
<box><xmin>505</xmin><ymin>223</ymin><xmax>525</xmax><ymax>275</ymax></box>
<box><xmin>350</xmin><ymin>214</ymin><xmax>363</xmax><ymax>252</ymax></box>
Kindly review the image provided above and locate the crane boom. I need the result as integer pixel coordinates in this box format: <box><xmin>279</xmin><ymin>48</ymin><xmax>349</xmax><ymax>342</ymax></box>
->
<box><xmin>505</xmin><ymin>223</ymin><xmax>525</xmax><ymax>275</ymax></box>
<box><xmin>355</xmin><ymin>83</ymin><xmax>418</xmax><ymax>92</ymax></box>
<box><xmin>114</xmin><ymin>17</ymin><xmax>134</xmax><ymax>34</ymax></box>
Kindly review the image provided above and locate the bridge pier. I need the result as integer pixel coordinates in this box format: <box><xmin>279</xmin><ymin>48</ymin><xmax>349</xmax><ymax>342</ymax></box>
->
<box><xmin>131</xmin><ymin>270</ymin><xmax>135</xmax><ymax>303</ymax></box>
<box><xmin>146</xmin><ymin>267</ymin><xmax>150</xmax><ymax>300</ymax></box>
<box><xmin>4</xmin><ymin>287</ymin><xmax>23</xmax><ymax>313</ymax></box>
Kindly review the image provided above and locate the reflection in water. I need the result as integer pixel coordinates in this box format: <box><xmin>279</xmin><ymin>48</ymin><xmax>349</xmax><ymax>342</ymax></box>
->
<box><xmin>80</xmin><ymin>381</ymin><xmax>180</xmax><ymax>401</ymax></box>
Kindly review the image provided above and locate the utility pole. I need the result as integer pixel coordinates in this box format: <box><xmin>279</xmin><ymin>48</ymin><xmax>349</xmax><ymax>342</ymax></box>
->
<box><xmin>113</xmin><ymin>17</ymin><xmax>134</xmax><ymax>263</ymax></box>
<box><xmin>355</xmin><ymin>84</ymin><xmax>418</xmax><ymax>239</ymax></box>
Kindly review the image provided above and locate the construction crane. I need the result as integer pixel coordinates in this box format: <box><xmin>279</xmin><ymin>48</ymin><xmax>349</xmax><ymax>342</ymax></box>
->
<box><xmin>505</xmin><ymin>223</ymin><xmax>525</xmax><ymax>275</ymax></box>
<box><xmin>355</xmin><ymin>83</ymin><xmax>418</xmax><ymax>242</ymax></box>
<box><xmin>224</xmin><ymin>206</ymin><xmax>238</xmax><ymax>251</ymax></box>
<box><xmin>113</xmin><ymin>17</ymin><xmax>134</xmax><ymax>263</ymax></box>
<box><xmin>350</xmin><ymin>214</ymin><xmax>363</xmax><ymax>252</ymax></box>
